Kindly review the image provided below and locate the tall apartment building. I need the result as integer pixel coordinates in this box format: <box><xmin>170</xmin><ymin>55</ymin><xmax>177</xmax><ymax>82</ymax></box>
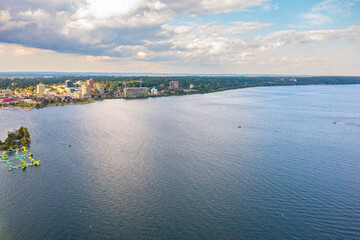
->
<box><xmin>87</xmin><ymin>79</ymin><xmax>94</xmax><ymax>90</ymax></box>
<box><xmin>169</xmin><ymin>81</ymin><xmax>179</xmax><ymax>90</ymax></box>
<box><xmin>150</xmin><ymin>87</ymin><xmax>158</xmax><ymax>95</ymax></box>
<box><xmin>37</xmin><ymin>84</ymin><xmax>46</xmax><ymax>94</ymax></box>
<box><xmin>82</xmin><ymin>84</ymin><xmax>91</xmax><ymax>96</ymax></box>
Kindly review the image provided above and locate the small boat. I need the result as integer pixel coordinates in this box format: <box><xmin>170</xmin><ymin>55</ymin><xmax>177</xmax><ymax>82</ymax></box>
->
<box><xmin>237</xmin><ymin>125</ymin><xmax>242</xmax><ymax>128</ymax></box>
<box><xmin>68</xmin><ymin>144</ymin><xmax>71</xmax><ymax>147</ymax></box>
<box><xmin>332</xmin><ymin>122</ymin><xmax>337</xmax><ymax>124</ymax></box>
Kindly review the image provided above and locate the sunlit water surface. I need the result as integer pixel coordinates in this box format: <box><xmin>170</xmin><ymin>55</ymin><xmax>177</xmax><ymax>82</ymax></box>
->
<box><xmin>0</xmin><ymin>85</ymin><xmax>359</xmax><ymax>239</ymax></box>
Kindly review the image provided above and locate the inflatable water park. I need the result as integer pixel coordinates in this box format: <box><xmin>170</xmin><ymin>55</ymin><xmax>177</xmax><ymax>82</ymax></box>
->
<box><xmin>0</xmin><ymin>146</ymin><xmax>39</xmax><ymax>171</ymax></box>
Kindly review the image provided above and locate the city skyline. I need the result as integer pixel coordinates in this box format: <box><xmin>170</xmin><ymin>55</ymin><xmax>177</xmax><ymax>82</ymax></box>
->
<box><xmin>0</xmin><ymin>0</ymin><xmax>359</xmax><ymax>75</ymax></box>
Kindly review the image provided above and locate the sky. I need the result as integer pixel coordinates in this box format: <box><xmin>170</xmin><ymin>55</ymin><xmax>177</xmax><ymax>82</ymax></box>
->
<box><xmin>0</xmin><ymin>0</ymin><xmax>359</xmax><ymax>75</ymax></box>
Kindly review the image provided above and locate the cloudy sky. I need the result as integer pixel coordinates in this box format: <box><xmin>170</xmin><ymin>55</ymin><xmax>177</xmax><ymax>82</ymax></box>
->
<box><xmin>0</xmin><ymin>0</ymin><xmax>359</xmax><ymax>75</ymax></box>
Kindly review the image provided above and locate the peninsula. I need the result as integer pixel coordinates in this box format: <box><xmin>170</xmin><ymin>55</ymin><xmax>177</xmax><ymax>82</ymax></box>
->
<box><xmin>0</xmin><ymin>127</ymin><xmax>31</xmax><ymax>150</ymax></box>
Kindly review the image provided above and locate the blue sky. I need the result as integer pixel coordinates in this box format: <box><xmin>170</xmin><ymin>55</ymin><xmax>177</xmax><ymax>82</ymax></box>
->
<box><xmin>0</xmin><ymin>0</ymin><xmax>359</xmax><ymax>75</ymax></box>
<box><xmin>174</xmin><ymin>0</ymin><xmax>360</xmax><ymax>33</ymax></box>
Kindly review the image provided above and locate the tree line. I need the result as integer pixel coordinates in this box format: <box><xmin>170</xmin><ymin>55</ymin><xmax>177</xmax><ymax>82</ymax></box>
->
<box><xmin>1</xmin><ymin>76</ymin><xmax>359</xmax><ymax>94</ymax></box>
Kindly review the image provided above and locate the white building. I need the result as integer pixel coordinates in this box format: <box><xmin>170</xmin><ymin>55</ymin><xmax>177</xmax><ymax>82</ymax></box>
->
<box><xmin>150</xmin><ymin>87</ymin><xmax>158</xmax><ymax>95</ymax></box>
<box><xmin>37</xmin><ymin>84</ymin><xmax>46</xmax><ymax>94</ymax></box>
<box><xmin>74</xmin><ymin>90</ymin><xmax>82</xmax><ymax>98</ymax></box>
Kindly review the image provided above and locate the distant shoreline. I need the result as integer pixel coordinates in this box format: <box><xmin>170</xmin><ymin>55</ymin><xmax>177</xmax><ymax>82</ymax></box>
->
<box><xmin>2</xmin><ymin>82</ymin><xmax>359</xmax><ymax>111</ymax></box>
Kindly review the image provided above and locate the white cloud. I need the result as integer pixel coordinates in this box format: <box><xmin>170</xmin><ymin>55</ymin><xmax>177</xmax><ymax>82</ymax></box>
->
<box><xmin>137</xmin><ymin>51</ymin><xmax>147</xmax><ymax>59</ymax></box>
<box><xmin>0</xmin><ymin>10</ymin><xmax>28</xmax><ymax>31</ymax></box>
<box><xmin>300</xmin><ymin>13</ymin><xmax>331</xmax><ymax>25</ymax></box>
<box><xmin>0</xmin><ymin>0</ymin><xmax>272</xmax><ymax>57</ymax></box>
<box><xmin>0</xmin><ymin>43</ymin><xmax>48</xmax><ymax>56</ymax></box>
<box><xmin>253</xmin><ymin>26</ymin><xmax>360</xmax><ymax>49</ymax></box>
<box><xmin>60</xmin><ymin>0</ymin><xmax>271</xmax><ymax>32</ymax></box>
<box><xmin>86</xmin><ymin>55</ymin><xmax>112</xmax><ymax>62</ymax></box>
<box><xmin>19</xmin><ymin>9</ymin><xmax>50</xmax><ymax>19</ymax></box>
<box><xmin>299</xmin><ymin>0</ymin><xmax>359</xmax><ymax>27</ymax></box>
<box><xmin>192</xmin><ymin>0</ymin><xmax>270</xmax><ymax>15</ymax></box>
<box><xmin>76</xmin><ymin>0</ymin><xmax>143</xmax><ymax>19</ymax></box>
<box><xmin>0</xmin><ymin>0</ymin><xmax>359</xmax><ymax>74</ymax></box>
<box><xmin>162</xmin><ymin>21</ymin><xmax>272</xmax><ymax>37</ymax></box>
<box><xmin>311</xmin><ymin>0</ymin><xmax>349</xmax><ymax>14</ymax></box>
<box><xmin>140</xmin><ymin>25</ymin><xmax>360</xmax><ymax>66</ymax></box>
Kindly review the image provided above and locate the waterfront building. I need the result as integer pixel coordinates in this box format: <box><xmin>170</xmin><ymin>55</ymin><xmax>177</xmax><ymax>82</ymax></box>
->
<box><xmin>87</xmin><ymin>79</ymin><xmax>94</xmax><ymax>90</ymax></box>
<box><xmin>150</xmin><ymin>87</ymin><xmax>158</xmax><ymax>95</ymax></box>
<box><xmin>95</xmin><ymin>84</ymin><xmax>105</xmax><ymax>94</ymax></box>
<box><xmin>65</xmin><ymin>80</ymin><xmax>74</xmax><ymax>88</ymax></box>
<box><xmin>190</xmin><ymin>84</ymin><xmax>194</xmax><ymax>89</ymax></box>
<box><xmin>23</xmin><ymin>99</ymin><xmax>37</xmax><ymax>104</ymax></box>
<box><xmin>37</xmin><ymin>84</ymin><xmax>46</xmax><ymax>94</ymax></box>
<box><xmin>20</xmin><ymin>90</ymin><xmax>33</xmax><ymax>96</ymax></box>
<box><xmin>81</xmin><ymin>84</ymin><xmax>91</xmax><ymax>96</ymax></box>
<box><xmin>169</xmin><ymin>81</ymin><xmax>179</xmax><ymax>90</ymax></box>
<box><xmin>124</xmin><ymin>87</ymin><xmax>149</xmax><ymax>98</ymax></box>
<box><xmin>75</xmin><ymin>81</ymin><xmax>83</xmax><ymax>87</ymax></box>
<box><xmin>1</xmin><ymin>99</ymin><xmax>11</xmax><ymax>103</ymax></box>
<box><xmin>74</xmin><ymin>91</ymin><xmax>82</xmax><ymax>98</ymax></box>
<box><xmin>0</xmin><ymin>90</ymin><xmax>13</xmax><ymax>98</ymax></box>
<box><xmin>66</xmin><ymin>88</ymin><xmax>76</xmax><ymax>93</ymax></box>
<box><xmin>65</xmin><ymin>80</ymin><xmax>76</xmax><ymax>93</ymax></box>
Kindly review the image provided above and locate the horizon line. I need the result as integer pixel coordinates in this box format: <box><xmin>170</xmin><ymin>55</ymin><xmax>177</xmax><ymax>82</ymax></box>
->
<box><xmin>0</xmin><ymin>71</ymin><xmax>359</xmax><ymax>77</ymax></box>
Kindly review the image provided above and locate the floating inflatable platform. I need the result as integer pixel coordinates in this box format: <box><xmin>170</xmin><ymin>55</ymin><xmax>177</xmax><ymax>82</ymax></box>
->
<box><xmin>1</xmin><ymin>147</ymin><xmax>39</xmax><ymax>172</ymax></box>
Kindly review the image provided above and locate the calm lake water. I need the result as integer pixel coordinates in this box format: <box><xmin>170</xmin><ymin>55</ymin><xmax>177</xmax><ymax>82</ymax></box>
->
<box><xmin>0</xmin><ymin>85</ymin><xmax>359</xmax><ymax>239</ymax></box>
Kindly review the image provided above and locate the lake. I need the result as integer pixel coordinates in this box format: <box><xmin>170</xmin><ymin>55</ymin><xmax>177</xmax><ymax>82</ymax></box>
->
<box><xmin>0</xmin><ymin>85</ymin><xmax>359</xmax><ymax>239</ymax></box>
